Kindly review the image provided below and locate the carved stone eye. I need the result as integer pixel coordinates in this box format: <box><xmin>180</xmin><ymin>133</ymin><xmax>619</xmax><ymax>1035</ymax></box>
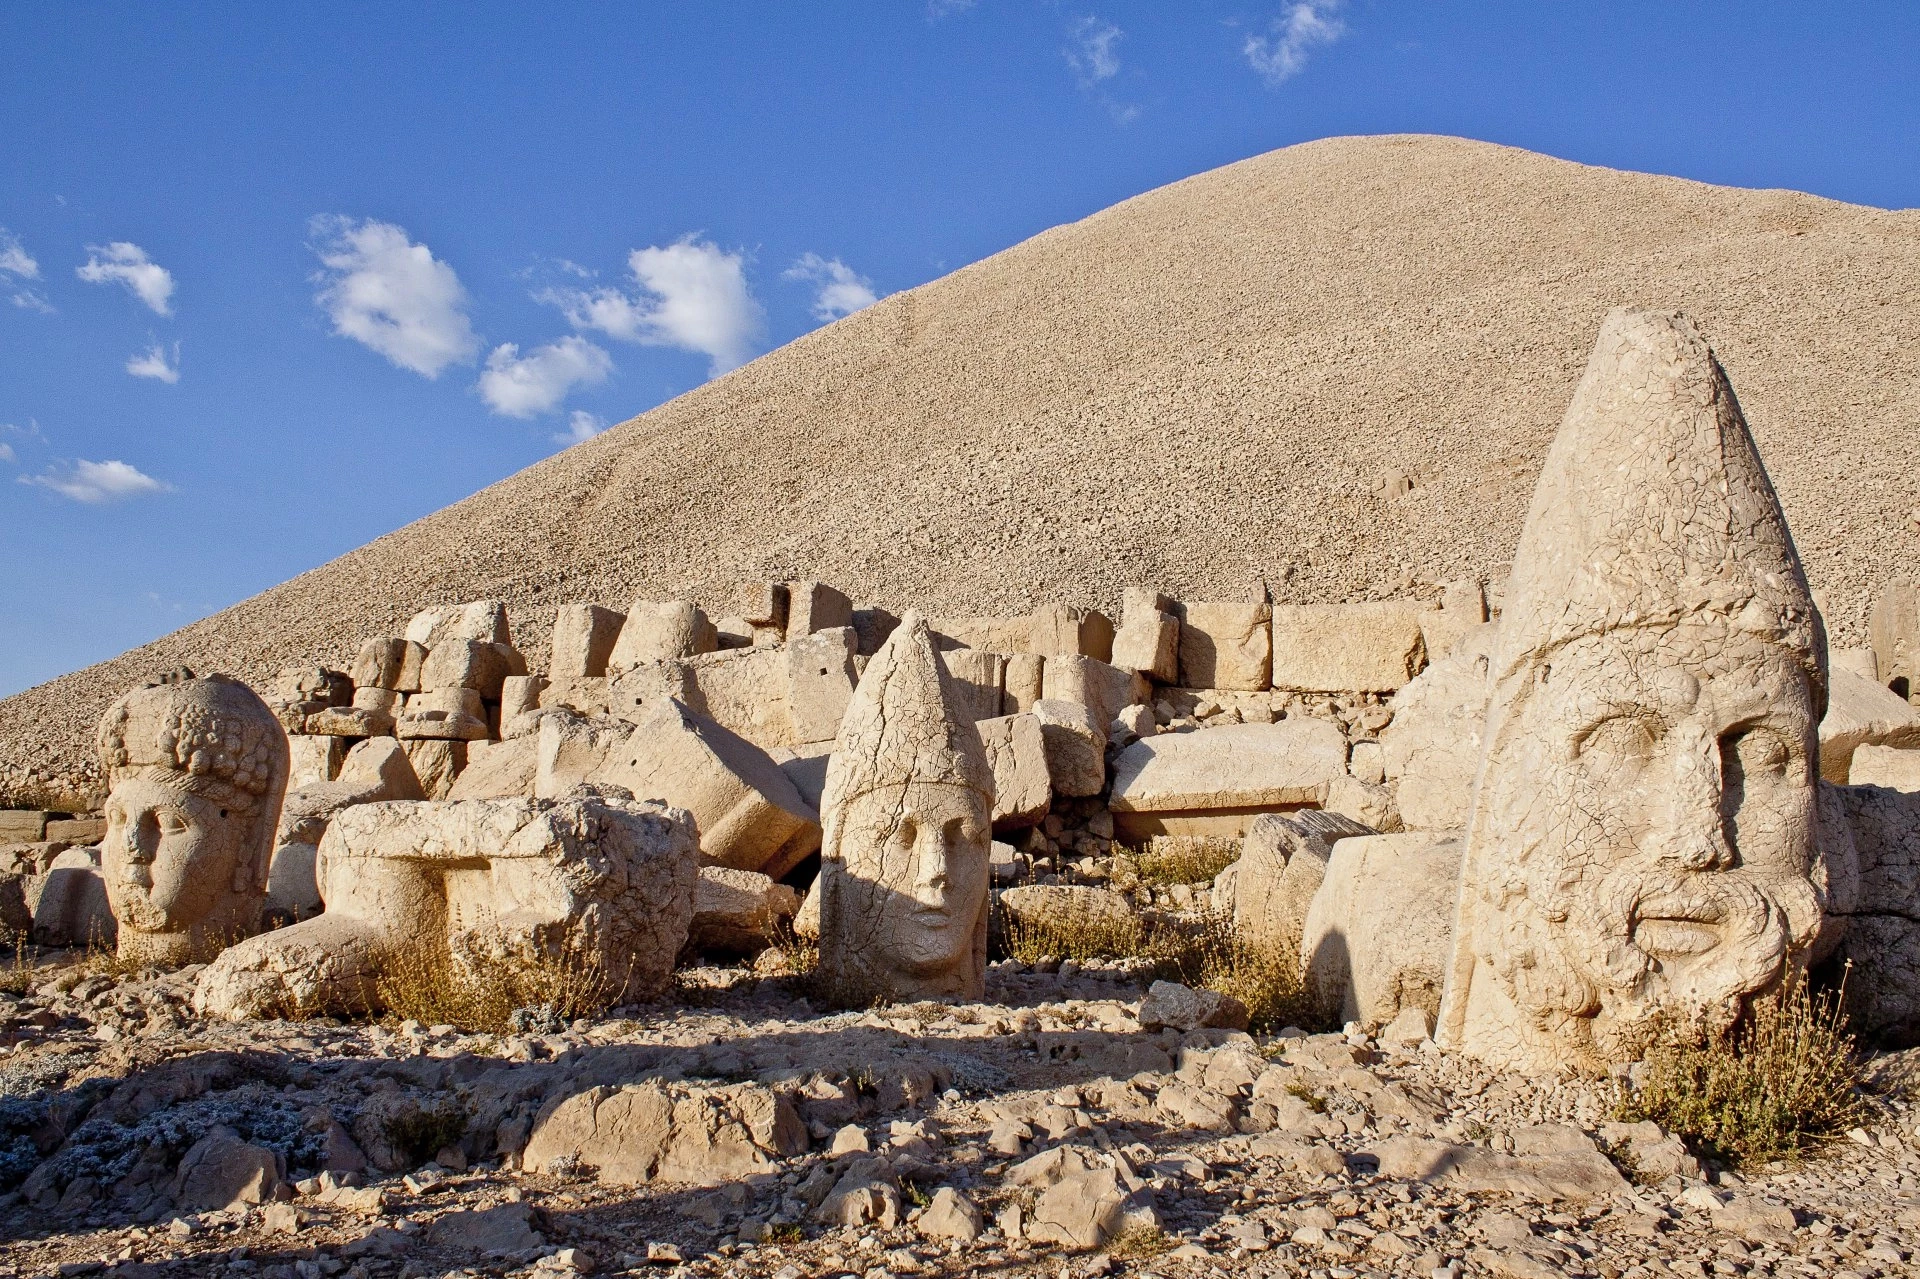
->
<box><xmin>1724</xmin><ymin>728</ymin><xmax>1788</xmax><ymax>777</ymax></box>
<box><xmin>1576</xmin><ymin>713</ymin><xmax>1660</xmax><ymax>763</ymax></box>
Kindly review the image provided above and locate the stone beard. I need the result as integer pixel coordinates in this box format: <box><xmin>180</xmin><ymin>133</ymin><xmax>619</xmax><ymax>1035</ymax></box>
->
<box><xmin>1457</xmin><ymin>615</ymin><xmax>1823</xmax><ymax>1071</ymax></box>
<box><xmin>97</xmin><ymin>675</ymin><xmax>287</xmax><ymax>966</ymax></box>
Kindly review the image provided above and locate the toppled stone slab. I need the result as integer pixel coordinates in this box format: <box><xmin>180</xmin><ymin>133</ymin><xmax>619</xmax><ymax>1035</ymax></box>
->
<box><xmin>521</xmin><ymin>1080</ymin><xmax>806</xmax><ymax>1186</ymax></box>
<box><xmin>1820</xmin><ymin>664</ymin><xmax>1920</xmax><ymax>783</ymax></box>
<box><xmin>1108</xmin><ymin>718</ymin><xmax>1347</xmax><ymax>838</ymax></box>
<box><xmin>1178</xmin><ymin>601</ymin><xmax>1271</xmax><ymax>691</ymax></box>
<box><xmin>1231</xmin><ymin>808</ymin><xmax>1376</xmax><ymax>953</ymax></box>
<box><xmin>1370</xmin><ymin>1132</ymin><xmax>1627</xmax><ymax>1200</ymax></box>
<box><xmin>976</xmin><ymin>713</ymin><xmax>1051</xmax><ymax>830</ymax></box>
<box><xmin>689</xmin><ymin>865</ymin><xmax>800</xmax><ymax>955</ymax></box>
<box><xmin>1850</xmin><ymin>743</ymin><xmax>1920</xmax><ymax>790</ymax></box>
<box><xmin>1302</xmin><ymin>831</ymin><xmax>1462</xmax><ymax>1026</ymax></box>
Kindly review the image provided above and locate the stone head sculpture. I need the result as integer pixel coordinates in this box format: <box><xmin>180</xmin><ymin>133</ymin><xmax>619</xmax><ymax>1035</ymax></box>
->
<box><xmin>1437</xmin><ymin>308</ymin><xmax>1828</xmax><ymax>1074</ymax></box>
<box><xmin>97</xmin><ymin>673</ymin><xmax>288</xmax><ymax>965</ymax></box>
<box><xmin>816</xmin><ymin>611</ymin><xmax>995</xmax><ymax>1005</ymax></box>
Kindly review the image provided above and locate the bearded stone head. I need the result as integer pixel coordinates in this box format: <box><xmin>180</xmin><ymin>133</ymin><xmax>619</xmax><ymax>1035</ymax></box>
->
<box><xmin>1437</xmin><ymin>309</ymin><xmax>1827</xmax><ymax>1073</ymax></box>
<box><xmin>97</xmin><ymin>672</ymin><xmax>287</xmax><ymax>965</ymax></box>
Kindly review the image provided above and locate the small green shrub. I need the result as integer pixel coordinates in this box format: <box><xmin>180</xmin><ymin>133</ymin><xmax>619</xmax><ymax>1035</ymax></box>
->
<box><xmin>1617</xmin><ymin>974</ymin><xmax>1868</xmax><ymax>1167</ymax></box>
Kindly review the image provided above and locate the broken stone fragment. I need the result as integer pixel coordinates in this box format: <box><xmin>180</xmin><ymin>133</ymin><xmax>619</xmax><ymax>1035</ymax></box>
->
<box><xmin>1231</xmin><ymin>808</ymin><xmax>1375</xmax><ymax>954</ymax></box>
<box><xmin>1819</xmin><ymin>663</ymin><xmax>1920</xmax><ymax>782</ymax></box>
<box><xmin>521</xmin><ymin>1080</ymin><xmax>806</xmax><ymax>1186</ymax></box>
<box><xmin>350</xmin><ymin>637</ymin><xmax>408</xmax><ymax>691</ymax></box>
<box><xmin>916</xmin><ymin>1186</ymin><xmax>983</xmax><ymax>1242</ymax></box>
<box><xmin>974</xmin><ymin>713</ymin><xmax>1051</xmax><ymax>830</ymax></box>
<box><xmin>689</xmin><ymin>865</ymin><xmax>800</xmax><ymax>955</ymax></box>
<box><xmin>1031</xmin><ymin>698</ymin><xmax>1105</xmax><ymax>798</ymax></box>
<box><xmin>171</xmin><ymin>1126</ymin><xmax>283</xmax><ymax>1212</ymax></box>
<box><xmin>607</xmin><ymin>600</ymin><xmax>718</xmax><ymax>675</ymax></box>
<box><xmin>785</xmin><ymin>625</ymin><xmax>859</xmax><ymax>742</ymax></box>
<box><xmin>1302</xmin><ymin>831</ymin><xmax>1461</xmax><ymax>1027</ymax></box>
<box><xmin>1138</xmin><ymin>980</ymin><xmax>1248</xmax><ymax>1033</ymax></box>
<box><xmin>405</xmin><ymin>599</ymin><xmax>511</xmax><ymax>649</ymax></box>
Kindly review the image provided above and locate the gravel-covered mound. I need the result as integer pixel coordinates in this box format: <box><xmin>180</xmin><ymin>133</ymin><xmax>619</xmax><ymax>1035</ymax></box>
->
<box><xmin>5</xmin><ymin>133</ymin><xmax>1917</xmax><ymax>805</ymax></box>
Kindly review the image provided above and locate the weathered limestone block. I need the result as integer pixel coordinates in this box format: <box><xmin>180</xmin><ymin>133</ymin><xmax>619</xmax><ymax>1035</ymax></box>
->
<box><xmin>1823</xmin><ymin>785</ymin><xmax>1920</xmax><ymax>1043</ymax></box>
<box><xmin>683</xmin><ymin>647</ymin><xmax>791</xmax><ymax>747</ymax></box>
<box><xmin>403</xmin><ymin>739</ymin><xmax>467</xmax><ymax>798</ymax></box>
<box><xmin>396</xmin><ymin>705</ymin><xmax>489</xmax><ymax>742</ymax></box>
<box><xmin>1302</xmin><ymin>832</ymin><xmax>1462</xmax><ymax>1027</ymax></box>
<box><xmin>1849</xmin><ymin>744</ymin><xmax>1920</xmax><ymax>791</ymax></box>
<box><xmin>351</xmin><ymin>686</ymin><xmax>403</xmax><ymax>716</ymax></box>
<box><xmin>395</xmin><ymin>640</ymin><xmax>428</xmax><ymax>693</ymax></box>
<box><xmin>1379</xmin><ymin>632</ymin><xmax>1496</xmax><ymax>831</ymax></box>
<box><xmin>522</xmin><ymin>1080</ymin><xmax>806</xmax><ymax>1187</ymax></box>
<box><xmin>305</xmin><ymin>706</ymin><xmax>395</xmax><ymax>738</ymax></box>
<box><xmin>975</xmin><ymin>714</ymin><xmax>1051</xmax><ymax>830</ymax></box>
<box><xmin>1439</xmin><ymin>310</ymin><xmax>1828</xmax><ymax>1075</ymax></box>
<box><xmin>541</xmin><ymin>674</ymin><xmax>616</xmax><ymax>719</ymax></box>
<box><xmin>266</xmin><ymin>841</ymin><xmax>321</xmax><ymax>920</ymax></box>
<box><xmin>278</xmin><ymin>735</ymin><xmax>428</xmax><ymax>847</ymax></box>
<box><xmin>931</xmin><ymin>615</ymin><xmax>1036</xmax><ymax>654</ymax></box>
<box><xmin>608</xmin><ymin>601</ymin><xmax>717</xmax><ymax>675</ymax></box>
<box><xmin>1371</xmin><ymin>1133</ymin><xmax>1626</xmax><ymax>1201</ymax></box>
<box><xmin>1031</xmin><ymin>604</ymin><xmax>1114</xmax><ymax>662</ymax></box>
<box><xmin>29</xmin><ymin>847</ymin><xmax>116</xmax><ymax>948</ymax></box>
<box><xmin>613</xmin><ymin>700</ymin><xmax>822</xmax><ymax>878</ymax></box>
<box><xmin>0</xmin><ymin>810</ymin><xmax>47</xmax><ymax>842</ymax></box>
<box><xmin>786</xmin><ymin>581</ymin><xmax>853</xmax><ymax>638</ymax></box>
<box><xmin>786</xmin><ymin>626</ymin><xmax>858</xmax><ymax>743</ymax></box>
<box><xmin>1870</xmin><ymin>579</ymin><xmax>1920</xmax><ymax>701</ymax></box>
<box><xmin>607</xmin><ymin>661</ymin><xmax>697</xmax><ymax>726</ymax></box>
<box><xmin>421</xmin><ymin>638</ymin><xmax>521</xmax><ymax>699</ymax></box>
<box><xmin>551</xmin><ymin>603</ymin><xmax>626</xmax><ymax>681</ymax></box>
<box><xmin>266</xmin><ymin>667</ymin><xmax>352</xmax><ymax>730</ymax></box>
<box><xmin>1416</xmin><ymin>580</ymin><xmax>1488</xmax><ymax>664</ymax></box>
<box><xmin>689</xmin><ymin>865</ymin><xmax>801</xmax><ymax>955</ymax></box>
<box><xmin>1031</xmin><ymin>699</ymin><xmax>1105</xmax><ymax>798</ymax></box>
<box><xmin>1110</xmin><ymin>597</ymin><xmax>1179</xmax><ymax>684</ymax></box>
<box><xmin>287</xmin><ymin>735</ymin><xmax>344</xmax><ymax>790</ymax></box>
<box><xmin>97</xmin><ymin>674</ymin><xmax>289</xmax><ymax>966</ymax></box>
<box><xmin>446</xmin><ymin>737</ymin><xmax>538</xmax><ymax>800</ymax></box>
<box><xmin>1232</xmin><ymin>809</ymin><xmax>1377</xmax><ymax>952</ymax></box>
<box><xmin>735</xmin><ymin>581</ymin><xmax>790</xmax><ymax>638</ymax></box>
<box><xmin>350</xmin><ymin>638</ymin><xmax>407</xmax><ymax>691</ymax></box>
<box><xmin>1002</xmin><ymin>653</ymin><xmax>1044</xmax><ymax>715</ymax></box>
<box><xmin>940</xmin><ymin>649</ymin><xmax>1007</xmax><ymax>723</ymax></box>
<box><xmin>1177</xmin><ymin>602</ymin><xmax>1272</xmax><ymax>691</ymax></box>
<box><xmin>534</xmin><ymin>709</ymin><xmax>639</xmax><ymax>798</ymax></box>
<box><xmin>1041</xmin><ymin>655</ymin><xmax>1148</xmax><ymax>732</ymax></box>
<box><xmin>1818</xmin><ymin>664</ymin><xmax>1920</xmax><ymax>783</ymax></box>
<box><xmin>405</xmin><ymin>599</ymin><xmax>510</xmax><ymax>648</ymax></box>
<box><xmin>815</xmin><ymin>613</ymin><xmax>995</xmax><ymax>1005</ymax></box>
<box><xmin>194</xmin><ymin>794</ymin><xmax>698</xmax><ymax>1020</ymax></box>
<box><xmin>1107</xmin><ymin>719</ymin><xmax>1347</xmax><ymax>840</ymax></box>
<box><xmin>500</xmin><ymin>674</ymin><xmax>546</xmax><ymax>733</ymax></box>
<box><xmin>1270</xmin><ymin>603</ymin><xmax>1428</xmax><ymax>692</ymax></box>
<box><xmin>173</xmin><ymin>1126</ymin><xmax>284</xmax><ymax>1211</ymax></box>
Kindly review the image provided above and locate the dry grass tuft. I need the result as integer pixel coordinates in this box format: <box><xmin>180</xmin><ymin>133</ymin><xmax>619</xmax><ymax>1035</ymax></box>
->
<box><xmin>1617</xmin><ymin>972</ymin><xmax>1869</xmax><ymax>1168</ymax></box>
<box><xmin>0</xmin><ymin>932</ymin><xmax>38</xmax><ymax>996</ymax></box>
<box><xmin>1131</xmin><ymin>836</ymin><xmax>1240</xmax><ymax>887</ymax></box>
<box><xmin>1107</xmin><ymin>1224</ymin><xmax>1173</xmax><ymax>1259</ymax></box>
<box><xmin>1152</xmin><ymin>912</ymin><xmax>1317</xmax><ymax>1034</ymax></box>
<box><xmin>372</xmin><ymin>933</ymin><xmax>612</xmax><ymax>1035</ymax></box>
<box><xmin>996</xmin><ymin>897</ymin><xmax>1147</xmax><ymax>964</ymax></box>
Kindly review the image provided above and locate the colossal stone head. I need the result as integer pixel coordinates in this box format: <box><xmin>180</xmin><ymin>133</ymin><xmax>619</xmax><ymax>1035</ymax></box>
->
<box><xmin>816</xmin><ymin>611</ymin><xmax>995</xmax><ymax>1004</ymax></box>
<box><xmin>1437</xmin><ymin>309</ymin><xmax>1828</xmax><ymax>1074</ymax></box>
<box><xmin>97</xmin><ymin>673</ymin><xmax>288</xmax><ymax>965</ymax></box>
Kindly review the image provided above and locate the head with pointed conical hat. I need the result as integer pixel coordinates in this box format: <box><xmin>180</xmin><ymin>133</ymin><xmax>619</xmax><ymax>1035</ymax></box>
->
<box><xmin>1438</xmin><ymin>308</ymin><xmax>1827</xmax><ymax>1074</ymax></box>
<box><xmin>97</xmin><ymin>672</ymin><xmax>288</xmax><ymax>965</ymax></box>
<box><xmin>816</xmin><ymin>611</ymin><xmax>994</xmax><ymax>1004</ymax></box>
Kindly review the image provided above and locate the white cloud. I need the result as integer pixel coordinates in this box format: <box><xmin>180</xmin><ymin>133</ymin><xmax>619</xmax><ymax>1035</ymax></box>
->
<box><xmin>308</xmin><ymin>216</ymin><xmax>478</xmax><ymax>378</ymax></box>
<box><xmin>1244</xmin><ymin>1</ymin><xmax>1346</xmax><ymax>86</ymax></box>
<box><xmin>1066</xmin><ymin>16</ymin><xmax>1124</xmax><ymax>88</ymax></box>
<box><xmin>2</xmin><ymin>227</ymin><xmax>49</xmax><ymax>311</ymax></box>
<box><xmin>0</xmin><ymin>443</ymin><xmax>13</xmax><ymax>465</ymax></box>
<box><xmin>478</xmin><ymin>336</ymin><xmax>614</xmax><ymax>418</ymax></box>
<box><xmin>76</xmin><ymin>242</ymin><xmax>175</xmax><ymax>315</ymax></box>
<box><xmin>555</xmin><ymin>409</ymin><xmax>606</xmax><ymax>446</ymax></box>
<box><xmin>0</xmin><ymin>228</ymin><xmax>39</xmax><ymax>279</ymax></box>
<box><xmin>539</xmin><ymin>236</ymin><xmax>764</xmax><ymax>377</ymax></box>
<box><xmin>126</xmin><ymin>341</ymin><xmax>181</xmax><ymax>384</ymax></box>
<box><xmin>21</xmin><ymin>458</ymin><xmax>171</xmax><ymax>503</ymax></box>
<box><xmin>783</xmin><ymin>254</ymin><xmax>880</xmax><ymax>322</ymax></box>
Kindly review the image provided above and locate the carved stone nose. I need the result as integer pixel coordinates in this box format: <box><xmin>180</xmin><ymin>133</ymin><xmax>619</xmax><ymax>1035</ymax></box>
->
<box><xmin>1665</xmin><ymin>722</ymin><xmax>1734</xmax><ymax>871</ymax></box>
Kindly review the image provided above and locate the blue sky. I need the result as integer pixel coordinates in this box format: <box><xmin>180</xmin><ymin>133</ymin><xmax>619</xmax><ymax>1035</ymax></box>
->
<box><xmin>3</xmin><ymin>2</ymin><xmax>1916</xmax><ymax>698</ymax></box>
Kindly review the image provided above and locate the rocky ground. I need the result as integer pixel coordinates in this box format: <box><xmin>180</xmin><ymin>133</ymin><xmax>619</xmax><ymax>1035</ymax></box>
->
<box><xmin>1</xmin><ymin>954</ymin><xmax>1916</xmax><ymax>1279</ymax></box>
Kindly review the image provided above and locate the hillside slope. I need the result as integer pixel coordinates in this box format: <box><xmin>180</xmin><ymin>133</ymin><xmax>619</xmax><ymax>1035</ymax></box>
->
<box><xmin>5</xmin><ymin>134</ymin><xmax>1917</xmax><ymax>805</ymax></box>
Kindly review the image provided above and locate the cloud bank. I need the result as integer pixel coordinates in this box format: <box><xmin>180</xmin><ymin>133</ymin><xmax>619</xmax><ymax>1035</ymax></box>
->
<box><xmin>309</xmin><ymin>216</ymin><xmax>478</xmax><ymax>378</ymax></box>
<box><xmin>0</xmin><ymin>228</ymin><xmax>47</xmax><ymax>312</ymax></box>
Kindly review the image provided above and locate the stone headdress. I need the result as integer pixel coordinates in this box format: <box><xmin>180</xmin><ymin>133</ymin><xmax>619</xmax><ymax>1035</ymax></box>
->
<box><xmin>819</xmin><ymin>611</ymin><xmax>994</xmax><ymax>813</ymax></box>
<box><xmin>1490</xmin><ymin>307</ymin><xmax>1824</xmax><ymax>705</ymax></box>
